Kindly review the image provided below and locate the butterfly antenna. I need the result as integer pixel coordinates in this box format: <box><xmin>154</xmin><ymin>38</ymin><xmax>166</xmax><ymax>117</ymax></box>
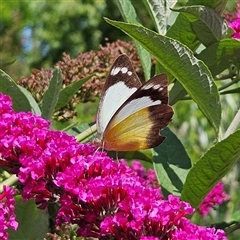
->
<box><xmin>93</xmin><ymin>146</ymin><xmax>101</xmax><ymax>156</ymax></box>
<box><xmin>101</xmin><ymin>141</ymin><xmax>105</xmax><ymax>155</ymax></box>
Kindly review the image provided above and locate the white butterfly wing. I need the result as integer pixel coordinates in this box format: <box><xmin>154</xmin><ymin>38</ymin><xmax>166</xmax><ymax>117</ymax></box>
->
<box><xmin>103</xmin><ymin>74</ymin><xmax>173</xmax><ymax>151</ymax></box>
<box><xmin>96</xmin><ymin>55</ymin><xmax>142</xmax><ymax>137</ymax></box>
<box><xmin>95</xmin><ymin>55</ymin><xmax>173</xmax><ymax>151</ymax></box>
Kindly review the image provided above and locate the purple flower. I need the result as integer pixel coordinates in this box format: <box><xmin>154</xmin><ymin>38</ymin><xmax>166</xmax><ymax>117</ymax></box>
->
<box><xmin>122</xmin><ymin>160</ymin><xmax>161</xmax><ymax>189</ymax></box>
<box><xmin>226</xmin><ymin>2</ymin><xmax>240</xmax><ymax>40</ymax></box>
<box><xmin>130</xmin><ymin>161</ymin><xmax>230</xmax><ymax>218</ymax></box>
<box><xmin>172</xmin><ymin>218</ymin><xmax>227</xmax><ymax>239</ymax></box>
<box><xmin>199</xmin><ymin>182</ymin><xmax>230</xmax><ymax>216</ymax></box>
<box><xmin>56</xmin><ymin>157</ymin><xmax>184</xmax><ymax>238</ymax></box>
<box><xmin>0</xmin><ymin>92</ymin><xmax>96</xmax><ymax>208</ymax></box>
<box><xmin>228</xmin><ymin>18</ymin><xmax>240</xmax><ymax>39</ymax></box>
<box><xmin>0</xmin><ymin>186</ymin><xmax>18</xmax><ymax>240</ymax></box>
<box><xmin>0</xmin><ymin>94</ymin><xmax>13</xmax><ymax>115</ymax></box>
<box><xmin>55</xmin><ymin>157</ymin><xmax>225</xmax><ymax>239</ymax></box>
<box><xmin>0</xmin><ymin>93</ymin><xmax>227</xmax><ymax>239</ymax></box>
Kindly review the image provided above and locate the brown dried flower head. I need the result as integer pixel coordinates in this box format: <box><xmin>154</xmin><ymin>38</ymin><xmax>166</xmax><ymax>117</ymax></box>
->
<box><xmin>19</xmin><ymin>40</ymin><xmax>146</xmax><ymax>120</ymax></box>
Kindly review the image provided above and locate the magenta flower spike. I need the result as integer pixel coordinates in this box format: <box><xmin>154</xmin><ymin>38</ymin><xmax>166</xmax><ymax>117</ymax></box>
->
<box><xmin>0</xmin><ymin>93</ymin><xmax>227</xmax><ymax>239</ymax></box>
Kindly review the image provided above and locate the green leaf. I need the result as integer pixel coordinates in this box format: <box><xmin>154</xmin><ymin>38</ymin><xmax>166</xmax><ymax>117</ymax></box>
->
<box><xmin>197</xmin><ymin>38</ymin><xmax>240</xmax><ymax>76</ymax></box>
<box><xmin>105</xmin><ymin>19</ymin><xmax>221</xmax><ymax>135</ymax></box>
<box><xmin>167</xmin><ymin>0</ymin><xmax>227</xmax><ymax>50</ymax></box>
<box><xmin>181</xmin><ymin>129</ymin><xmax>240</xmax><ymax>208</ymax></box>
<box><xmin>153</xmin><ymin>128</ymin><xmax>192</xmax><ymax>197</ymax></box>
<box><xmin>116</xmin><ymin>0</ymin><xmax>138</xmax><ymax>24</ymax></box>
<box><xmin>187</xmin><ymin>0</ymin><xmax>227</xmax><ymax>15</ymax></box>
<box><xmin>134</xmin><ymin>44</ymin><xmax>151</xmax><ymax>81</ymax></box>
<box><xmin>167</xmin><ymin>13</ymin><xmax>200</xmax><ymax>51</ymax></box>
<box><xmin>41</xmin><ymin>67</ymin><xmax>62</xmax><ymax>120</ymax></box>
<box><xmin>174</xmin><ymin>6</ymin><xmax>228</xmax><ymax>46</ymax></box>
<box><xmin>0</xmin><ymin>59</ymin><xmax>16</xmax><ymax>67</ymax></box>
<box><xmin>212</xmin><ymin>0</ymin><xmax>228</xmax><ymax>15</ymax></box>
<box><xmin>116</xmin><ymin>0</ymin><xmax>151</xmax><ymax>80</ymax></box>
<box><xmin>169</xmin><ymin>80</ymin><xmax>187</xmax><ymax>105</ymax></box>
<box><xmin>142</xmin><ymin>0</ymin><xmax>177</xmax><ymax>34</ymax></box>
<box><xmin>55</xmin><ymin>75</ymin><xmax>92</xmax><ymax>111</ymax></box>
<box><xmin>108</xmin><ymin>150</ymin><xmax>153</xmax><ymax>162</ymax></box>
<box><xmin>18</xmin><ymin>86</ymin><xmax>42</xmax><ymax>115</ymax></box>
<box><xmin>8</xmin><ymin>196</ymin><xmax>49</xmax><ymax>240</ymax></box>
<box><xmin>0</xmin><ymin>70</ymin><xmax>32</xmax><ymax>112</ymax></box>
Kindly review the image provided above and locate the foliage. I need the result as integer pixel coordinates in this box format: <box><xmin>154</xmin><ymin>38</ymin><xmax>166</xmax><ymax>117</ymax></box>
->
<box><xmin>0</xmin><ymin>0</ymin><xmax>122</xmax><ymax>79</ymax></box>
<box><xmin>18</xmin><ymin>40</ymin><xmax>141</xmax><ymax>123</ymax></box>
<box><xmin>1</xmin><ymin>0</ymin><xmax>240</xmax><ymax>239</ymax></box>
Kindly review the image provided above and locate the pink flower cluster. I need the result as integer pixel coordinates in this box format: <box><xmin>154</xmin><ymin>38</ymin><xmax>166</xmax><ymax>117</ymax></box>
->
<box><xmin>127</xmin><ymin>160</ymin><xmax>160</xmax><ymax>188</ymax></box>
<box><xmin>0</xmin><ymin>92</ymin><xmax>227</xmax><ymax>239</ymax></box>
<box><xmin>199</xmin><ymin>182</ymin><xmax>230</xmax><ymax>216</ymax></box>
<box><xmin>229</xmin><ymin>19</ymin><xmax>240</xmax><ymax>39</ymax></box>
<box><xmin>55</xmin><ymin>158</ymin><xmax>226</xmax><ymax>239</ymax></box>
<box><xmin>227</xmin><ymin>2</ymin><xmax>240</xmax><ymax>39</ymax></box>
<box><xmin>0</xmin><ymin>186</ymin><xmax>18</xmax><ymax>240</ymax></box>
<box><xmin>129</xmin><ymin>161</ymin><xmax>230</xmax><ymax>217</ymax></box>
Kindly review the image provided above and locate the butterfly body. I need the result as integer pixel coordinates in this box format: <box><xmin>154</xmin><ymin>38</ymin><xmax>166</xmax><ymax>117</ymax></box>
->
<box><xmin>95</xmin><ymin>55</ymin><xmax>173</xmax><ymax>151</ymax></box>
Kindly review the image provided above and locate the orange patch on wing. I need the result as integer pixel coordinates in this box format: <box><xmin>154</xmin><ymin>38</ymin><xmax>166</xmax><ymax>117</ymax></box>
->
<box><xmin>103</xmin><ymin>108</ymin><xmax>152</xmax><ymax>151</ymax></box>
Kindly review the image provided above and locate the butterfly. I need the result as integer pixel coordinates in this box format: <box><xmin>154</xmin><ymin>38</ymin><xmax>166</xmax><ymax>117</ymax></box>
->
<box><xmin>95</xmin><ymin>54</ymin><xmax>173</xmax><ymax>151</ymax></box>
